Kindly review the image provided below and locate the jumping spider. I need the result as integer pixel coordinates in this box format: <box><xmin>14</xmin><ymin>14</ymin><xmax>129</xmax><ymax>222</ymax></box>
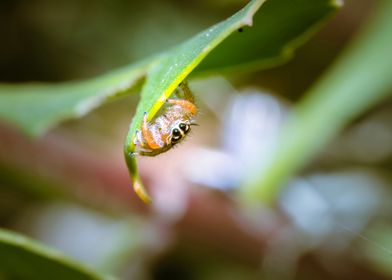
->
<box><xmin>132</xmin><ymin>82</ymin><xmax>198</xmax><ymax>156</ymax></box>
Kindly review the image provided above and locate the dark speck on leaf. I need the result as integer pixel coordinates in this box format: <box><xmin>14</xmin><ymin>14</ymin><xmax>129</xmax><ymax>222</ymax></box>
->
<box><xmin>238</xmin><ymin>28</ymin><xmax>243</xmax><ymax>32</ymax></box>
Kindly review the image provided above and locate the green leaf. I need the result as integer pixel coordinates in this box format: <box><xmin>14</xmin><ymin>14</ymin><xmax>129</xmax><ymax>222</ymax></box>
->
<box><xmin>241</xmin><ymin>0</ymin><xmax>392</xmax><ymax>204</ymax></box>
<box><xmin>0</xmin><ymin>0</ymin><xmax>340</xmax><ymax>202</ymax></box>
<box><xmin>0</xmin><ymin>0</ymin><xmax>339</xmax><ymax>139</ymax></box>
<box><xmin>123</xmin><ymin>0</ymin><xmax>340</xmax><ymax>202</ymax></box>
<box><xmin>195</xmin><ymin>0</ymin><xmax>342</xmax><ymax>75</ymax></box>
<box><xmin>0</xmin><ymin>229</ymin><xmax>110</xmax><ymax>280</ymax></box>
<box><xmin>123</xmin><ymin>0</ymin><xmax>262</xmax><ymax>203</ymax></box>
<box><xmin>0</xmin><ymin>59</ymin><xmax>152</xmax><ymax>137</ymax></box>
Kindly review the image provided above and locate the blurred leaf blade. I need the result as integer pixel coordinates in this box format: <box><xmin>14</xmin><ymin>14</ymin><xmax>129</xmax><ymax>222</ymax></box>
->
<box><xmin>0</xmin><ymin>228</ymin><xmax>111</xmax><ymax>280</ymax></box>
<box><xmin>242</xmin><ymin>0</ymin><xmax>392</xmax><ymax>204</ymax></box>
<box><xmin>0</xmin><ymin>59</ymin><xmax>154</xmax><ymax>137</ymax></box>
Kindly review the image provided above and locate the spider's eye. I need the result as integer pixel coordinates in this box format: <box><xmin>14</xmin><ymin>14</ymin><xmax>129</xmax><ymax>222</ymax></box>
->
<box><xmin>171</xmin><ymin>128</ymin><xmax>182</xmax><ymax>144</ymax></box>
<box><xmin>179</xmin><ymin>123</ymin><xmax>190</xmax><ymax>133</ymax></box>
<box><xmin>172</xmin><ymin>128</ymin><xmax>181</xmax><ymax>137</ymax></box>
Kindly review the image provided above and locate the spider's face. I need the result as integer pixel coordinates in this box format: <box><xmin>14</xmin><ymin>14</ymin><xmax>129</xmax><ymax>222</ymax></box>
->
<box><xmin>170</xmin><ymin>121</ymin><xmax>191</xmax><ymax>145</ymax></box>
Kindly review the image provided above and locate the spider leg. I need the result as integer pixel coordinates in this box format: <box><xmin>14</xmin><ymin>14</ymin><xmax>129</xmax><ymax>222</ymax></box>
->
<box><xmin>137</xmin><ymin>149</ymin><xmax>165</xmax><ymax>157</ymax></box>
<box><xmin>133</xmin><ymin>129</ymin><xmax>144</xmax><ymax>146</ymax></box>
<box><xmin>141</xmin><ymin>112</ymin><xmax>162</xmax><ymax>150</ymax></box>
<box><xmin>128</xmin><ymin>151</ymin><xmax>137</xmax><ymax>158</ymax></box>
<box><xmin>137</xmin><ymin>142</ymin><xmax>173</xmax><ymax>157</ymax></box>
<box><xmin>130</xmin><ymin>146</ymin><xmax>160</xmax><ymax>157</ymax></box>
<box><xmin>178</xmin><ymin>81</ymin><xmax>195</xmax><ymax>103</ymax></box>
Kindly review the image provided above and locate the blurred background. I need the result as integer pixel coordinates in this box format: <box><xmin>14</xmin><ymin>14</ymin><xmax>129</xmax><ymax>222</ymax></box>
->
<box><xmin>1</xmin><ymin>0</ymin><xmax>392</xmax><ymax>279</ymax></box>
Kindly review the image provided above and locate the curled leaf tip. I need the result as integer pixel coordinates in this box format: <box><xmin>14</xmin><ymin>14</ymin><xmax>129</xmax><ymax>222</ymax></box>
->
<box><xmin>133</xmin><ymin>178</ymin><xmax>152</xmax><ymax>204</ymax></box>
<box><xmin>124</xmin><ymin>149</ymin><xmax>152</xmax><ymax>204</ymax></box>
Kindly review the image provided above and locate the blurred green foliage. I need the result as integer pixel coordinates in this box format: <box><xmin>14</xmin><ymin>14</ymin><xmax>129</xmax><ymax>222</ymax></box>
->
<box><xmin>0</xmin><ymin>229</ymin><xmax>107</xmax><ymax>280</ymax></box>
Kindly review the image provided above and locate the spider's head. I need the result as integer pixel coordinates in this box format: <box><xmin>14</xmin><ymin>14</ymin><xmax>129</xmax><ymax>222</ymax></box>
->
<box><xmin>170</xmin><ymin>121</ymin><xmax>191</xmax><ymax>145</ymax></box>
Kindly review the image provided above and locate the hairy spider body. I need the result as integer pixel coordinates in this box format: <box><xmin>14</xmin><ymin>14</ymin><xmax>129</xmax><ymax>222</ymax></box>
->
<box><xmin>133</xmin><ymin>82</ymin><xmax>198</xmax><ymax>156</ymax></box>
